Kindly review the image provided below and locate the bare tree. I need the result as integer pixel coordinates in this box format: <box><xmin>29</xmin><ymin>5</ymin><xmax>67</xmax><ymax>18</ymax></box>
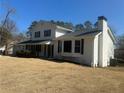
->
<box><xmin>118</xmin><ymin>35</ymin><xmax>124</xmax><ymax>49</ymax></box>
<box><xmin>0</xmin><ymin>5</ymin><xmax>17</xmax><ymax>55</ymax></box>
<box><xmin>13</xmin><ymin>32</ymin><xmax>26</xmax><ymax>42</ymax></box>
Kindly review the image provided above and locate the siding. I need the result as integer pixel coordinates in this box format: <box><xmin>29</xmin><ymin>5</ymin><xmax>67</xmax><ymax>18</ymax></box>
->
<box><xmin>54</xmin><ymin>37</ymin><xmax>94</xmax><ymax>66</ymax></box>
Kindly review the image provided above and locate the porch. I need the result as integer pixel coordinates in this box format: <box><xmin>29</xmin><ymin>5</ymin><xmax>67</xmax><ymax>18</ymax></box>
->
<box><xmin>17</xmin><ymin>40</ymin><xmax>54</xmax><ymax>58</ymax></box>
<box><xmin>25</xmin><ymin>44</ymin><xmax>54</xmax><ymax>58</ymax></box>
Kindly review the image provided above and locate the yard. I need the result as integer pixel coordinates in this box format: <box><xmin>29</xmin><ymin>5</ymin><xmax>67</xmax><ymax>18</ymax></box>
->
<box><xmin>0</xmin><ymin>56</ymin><xmax>124</xmax><ymax>93</ymax></box>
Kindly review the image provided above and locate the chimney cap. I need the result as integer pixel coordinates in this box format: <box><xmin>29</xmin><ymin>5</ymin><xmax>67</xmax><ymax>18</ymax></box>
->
<box><xmin>98</xmin><ymin>16</ymin><xmax>107</xmax><ymax>21</ymax></box>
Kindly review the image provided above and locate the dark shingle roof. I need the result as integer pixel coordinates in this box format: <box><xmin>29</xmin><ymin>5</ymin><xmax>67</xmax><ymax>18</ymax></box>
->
<box><xmin>18</xmin><ymin>39</ymin><xmax>51</xmax><ymax>44</ymax></box>
<box><xmin>76</xmin><ymin>30</ymin><xmax>102</xmax><ymax>37</ymax></box>
<box><xmin>55</xmin><ymin>30</ymin><xmax>102</xmax><ymax>40</ymax></box>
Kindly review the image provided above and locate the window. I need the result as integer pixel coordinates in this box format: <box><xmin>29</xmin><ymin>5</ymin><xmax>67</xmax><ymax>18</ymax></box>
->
<box><xmin>44</xmin><ymin>30</ymin><xmax>51</xmax><ymax>37</ymax></box>
<box><xmin>58</xmin><ymin>40</ymin><xmax>62</xmax><ymax>53</ymax></box>
<box><xmin>64</xmin><ymin>41</ymin><xmax>72</xmax><ymax>52</ymax></box>
<box><xmin>35</xmin><ymin>31</ymin><xmax>40</xmax><ymax>38</ymax></box>
<box><xmin>75</xmin><ymin>40</ymin><xmax>80</xmax><ymax>53</ymax></box>
<box><xmin>81</xmin><ymin>39</ymin><xmax>84</xmax><ymax>54</ymax></box>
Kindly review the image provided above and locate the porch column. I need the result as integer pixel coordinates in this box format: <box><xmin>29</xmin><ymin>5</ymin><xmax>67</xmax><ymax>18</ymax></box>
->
<box><xmin>41</xmin><ymin>45</ymin><xmax>43</xmax><ymax>56</ymax></box>
<box><xmin>50</xmin><ymin>45</ymin><xmax>51</xmax><ymax>57</ymax></box>
<box><xmin>46</xmin><ymin>45</ymin><xmax>48</xmax><ymax>57</ymax></box>
<box><xmin>72</xmin><ymin>40</ymin><xmax>75</xmax><ymax>53</ymax></box>
<box><xmin>61</xmin><ymin>40</ymin><xmax>64</xmax><ymax>53</ymax></box>
<box><xmin>34</xmin><ymin>45</ymin><xmax>36</xmax><ymax>56</ymax></box>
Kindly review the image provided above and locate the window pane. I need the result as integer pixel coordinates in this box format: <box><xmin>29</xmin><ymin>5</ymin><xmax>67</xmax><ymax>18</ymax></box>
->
<box><xmin>44</xmin><ymin>30</ymin><xmax>51</xmax><ymax>37</ymax></box>
<box><xmin>35</xmin><ymin>31</ymin><xmax>40</xmax><ymax>38</ymax></box>
<box><xmin>75</xmin><ymin>40</ymin><xmax>80</xmax><ymax>53</ymax></box>
<box><xmin>64</xmin><ymin>41</ymin><xmax>72</xmax><ymax>52</ymax></box>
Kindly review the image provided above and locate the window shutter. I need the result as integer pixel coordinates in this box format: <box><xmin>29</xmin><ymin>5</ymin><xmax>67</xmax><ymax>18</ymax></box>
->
<box><xmin>81</xmin><ymin>39</ymin><xmax>84</xmax><ymax>54</ymax></box>
<box><xmin>58</xmin><ymin>40</ymin><xmax>60</xmax><ymax>53</ymax></box>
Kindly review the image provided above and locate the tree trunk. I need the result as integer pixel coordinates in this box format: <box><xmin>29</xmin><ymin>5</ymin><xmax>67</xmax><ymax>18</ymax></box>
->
<box><xmin>5</xmin><ymin>44</ymin><xmax>8</xmax><ymax>55</ymax></box>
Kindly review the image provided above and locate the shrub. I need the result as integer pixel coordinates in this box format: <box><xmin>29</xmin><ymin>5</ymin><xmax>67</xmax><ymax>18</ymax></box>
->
<box><xmin>110</xmin><ymin>59</ymin><xmax>118</xmax><ymax>66</ymax></box>
<box><xmin>16</xmin><ymin>50</ymin><xmax>32</xmax><ymax>57</ymax></box>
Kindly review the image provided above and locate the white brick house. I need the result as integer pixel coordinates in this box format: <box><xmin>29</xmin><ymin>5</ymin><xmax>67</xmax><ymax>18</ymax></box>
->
<box><xmin>14</xmin><ymin>16</ymin><xmax>116</xmax><ymax>67</ymax></box>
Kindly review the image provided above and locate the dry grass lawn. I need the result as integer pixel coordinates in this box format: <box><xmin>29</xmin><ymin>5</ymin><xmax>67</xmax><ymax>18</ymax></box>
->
<box><xmin>0</xmin><ymin>56</ymin><xmax>124</xmax><ymax>93</ymax></box>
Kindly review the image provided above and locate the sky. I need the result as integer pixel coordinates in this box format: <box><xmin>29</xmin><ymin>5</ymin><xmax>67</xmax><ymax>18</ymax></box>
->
<box><xmin>0</xmin><ymin>0</ymin><xmax>124</xmax><ymax>35</ymax></box>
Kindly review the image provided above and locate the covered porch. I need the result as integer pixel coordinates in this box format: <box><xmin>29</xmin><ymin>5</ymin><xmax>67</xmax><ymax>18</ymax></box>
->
<box><xmin>25</xmin><ymin>44</ymin><xmax>54</xmax><ymax>58</ymax></box>
<box><xmin>18</xmin><ymin>40</ymin><xmax>54</xmax><ymax>58</ymax></box>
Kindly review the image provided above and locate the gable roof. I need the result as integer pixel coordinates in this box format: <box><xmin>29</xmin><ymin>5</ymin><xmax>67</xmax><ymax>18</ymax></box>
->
<box><xmin>76</xmin><ymin>30</ymin><xmax>101</xmax><ymax>37</ymax></box>
<box><xmin>29</xmin><ymin>21</ymin><xmax>73</xmax><ymax>32</ymax></box>
<box><xmin>108</xmin><ymin>27</ymin><xmax>117</xmax><ymax>43</ymax></box>
<box><xmin>56</xmin><ymin>26</ymin><xmax>73</xmax><ymax>32</ymax></box>
<box><xmin>56</xmin><ymin>30</ymin><xmax>101</xmax><ymax>40</ymax></box>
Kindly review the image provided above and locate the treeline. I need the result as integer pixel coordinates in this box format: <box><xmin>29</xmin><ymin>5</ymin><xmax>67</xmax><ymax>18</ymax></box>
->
<box><xmin>115</xmin><ymin>35</ymin><xmax>124</xmax><ymax>60</ymax></box>
<box><xmin>28</xmin><ymin>20</ymin><xmax>98</xmax><ymax>32</ymax></box>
